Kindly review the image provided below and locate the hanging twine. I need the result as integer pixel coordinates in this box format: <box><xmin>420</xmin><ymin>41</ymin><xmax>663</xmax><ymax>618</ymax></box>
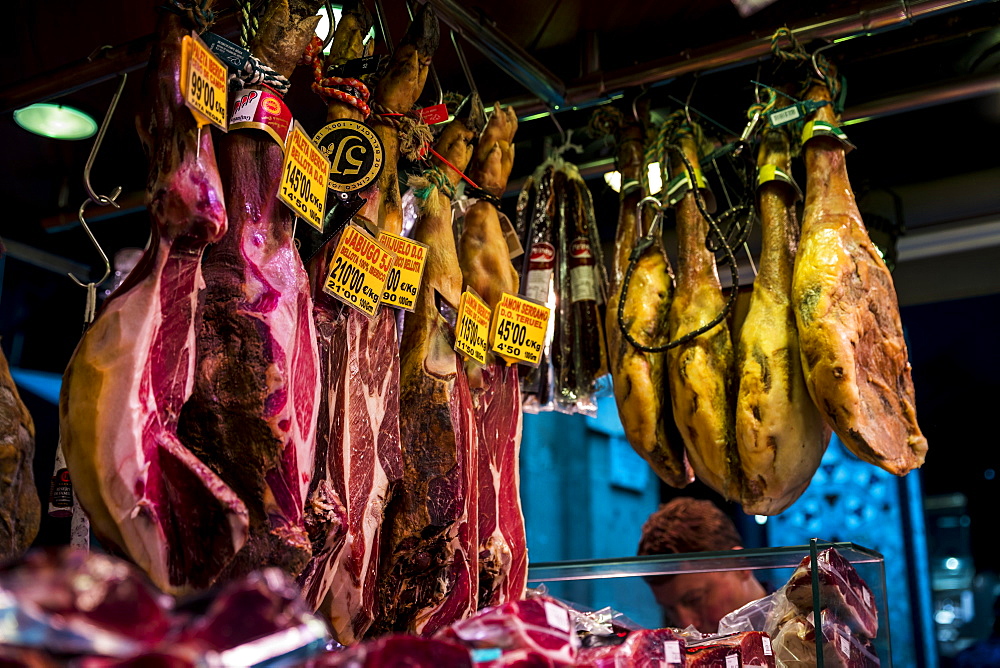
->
<box><xmin>230</xmin><ymin>55</ymin><xmax>290</xmax><ymax>96</ymax></box>
<box><xmin>587</xmin><ymin>106</ymin><xmax>625</xmax><ymax>139</ymax></box>
<box><xmin>301</xmin><ymin>36</ymin><xmax>371</xmax><ymax>116</ymax></box>
<box><xmin>164</xmin><ymin>0</ymin><xmax>215</xmax><ymax>32</ymax></box>
<box><xmin>408</xmin><ymin>166</ymin><xmax>456</xmax><ymax>215</ymax></box>
<box><xmin>370</xmin><ymin>102</ymin><xmax>434</xmax><ymax>160</ymax></box>
<box><xmin>238</xmin><ymin>0</ymin><xmax>261</xmax><ymax>48</ymax></box>
<box><xmin>769</xmin><ymin>26</ymin><xmax>842</xmax><ymax>109</ymax></box>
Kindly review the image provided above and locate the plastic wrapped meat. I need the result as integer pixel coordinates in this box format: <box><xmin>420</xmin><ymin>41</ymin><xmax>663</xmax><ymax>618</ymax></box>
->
<box><xmin>685</xmin><ymin>631</ymin><xmax>776</xmax><ymax>667</ymax></box>
<box><xmin>784</xmin><ymin>548</ymin><xmax>877</xmax><ymax>638</ymax></box>
<box><xmin>436</xmin><ymin>594</ymin><xmax>579</xmax><ymax>666</ymax></box>
<box><xmin>576</xmin><ymin>629</ymin><xmax>686</xmax><ymax>667</ymax></box>
<box><xmin>305</xmin><ymin>635</ymin><xmax>473</xmax><ymax>667</ymax></box>
<box><xmin>771</xmin><ymin>609</ymin><xmax>880</xmax><ymax>667</ymax></box>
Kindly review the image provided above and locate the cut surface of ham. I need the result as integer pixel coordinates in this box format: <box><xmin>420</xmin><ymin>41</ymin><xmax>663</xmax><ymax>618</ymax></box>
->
<box><xmin>685</xmin><ymin>631</ymin><xmax>776</xmax><ymax>667</ymax></box>
<box><xmin>785</xmin><ymin>548</ymin><xmax>878</xmax><ymax>639</ymax></box>
<box><xmin>0</xmin><ymin>346</ymin><xmax>40</xmax><ymax>559</ymax></box>
<box><xmin>606</xmin><ymin>121</ymin><xmax>691</xmax><ymax>488</ymax></box>
<box><xmin>576</xmin><ymin>629</ymin><xmax>686</xmax><ymax>668</ymax></box>
<box><xmin>793</xmin><ymin>82</ymin><xmax>927</xmax><ymax>476</ymax></box>
<box><xmin>176</xmin><ymin>0</ymin><xmax>322</xmax><ymax>581</ymax></box>
<box><xmin>60</xmin><ymin>7</ymin><xmax>249</xmax><ymax>595</ymax></box>
<box><xmin>735</xmin><ymin>118</ymin><xmax>829</xmax><ymax>515</ymax></box>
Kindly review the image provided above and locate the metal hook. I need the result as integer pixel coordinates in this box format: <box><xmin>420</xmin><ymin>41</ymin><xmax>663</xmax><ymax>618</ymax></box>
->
<box><xmin>683</xmin><ymin>74</ymin><xmax>699</xmax><ymax>126</ymax></box>
<box><xmin>451</xmin><ymin>30</ymin><xmax>477</xmax><ymax>93</ymax></box>
<box><xmin>68</xmin><ymin>199</ymin><xmax>112</xmax><ymax>288</ymax></box>
<box><xmin>83</xmin><ymin>73</ymin><xmax>127</xmax><ymax>209</ymax></box>
<box><xmin>320</xmin><ymin>0</ymin><xmax>337</xmax><ymax>52</ymax></box>
<box><xmin>631</xmin><ymin>87</ymin><xmax>650</xmax><ymax>124</ymax></box>
<box><xmin>372</xmin><ymin>0</ymin><xmax>393</xmax><ymax>56</ymax></box>
<box><xmin>637</xmin><ymin>195</ymin><xmax>665</xmax><ymax>239</ymax></box>
<box><xmin>812</xmin><ymin>42</ymin><xmax>837</xmax><ymax>80</ymax></box>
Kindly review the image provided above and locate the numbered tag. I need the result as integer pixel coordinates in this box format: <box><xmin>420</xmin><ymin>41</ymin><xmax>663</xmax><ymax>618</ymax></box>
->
<box><xmin>279</xmin><ymin>122</ymin><xmax>330</xmax><ymax>231</ymax></box>
<box><xmin>490</xmin><ymin>292</ymin><xmax>550</xmax><ymax>367</ymax></box>
<box><xmin>455</xmin><ymin>290</ymin><xmax>492</xmax><ymax>365</ymax></box>
<box><xmin>323</xmin><ymin>224</ymin><xmax>396</xmax><ymax>318</ymax></box>
<box><xmin>376</xmin><ymin>231</ymin><xmax>428</xmax><ymax>312</ymax></box>
<box><xmin>180</xmin><ymin>33</ymin><xmax>228</xmax><ymax>131</ymax></box>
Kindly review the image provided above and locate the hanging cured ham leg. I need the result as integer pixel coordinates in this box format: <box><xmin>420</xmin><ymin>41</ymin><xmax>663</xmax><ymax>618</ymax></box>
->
<box><xmin>666</xmin><ymin>129</ymin><xmax>739</xmax><ymax>499</ymax></box>
<box><xmin>298</xmin><ymin>1</ymin><xmax>405</xmax><ymax>645</ymax></box>
<box><xmin>61</xmin><ymin>4</ymin><xmax>249</xmax><ymax>595</ymax></box>
<box><xmin>793</xmin><ymin>82</ymin><xmax>927</xmax><ymax>475</ymax></box>
<box><xmin>456</xmin><ymin>104</ymin><xmax>528</xmax><ymax>607</ymax></box>
<box><xmin>376</xmin><ymin>98</ymin><xmax>486</xmax><ymax>636</ymax></box>
<box><xmin>735</xmin><ymin>117</ymin><xmax>829</xmax><ymax>515</ymax></box>
<box><xmin>177</xmin><ymin>0</ymin><xmax>322</xmax><ymax>579</ymax></box>
<box><xmin>606</xmin><ymin>121</ymin><xmax>691</xmax><ymax>488</ymax></box>
<box><xmin>0</xmin><ymin>345</ymin><xmax>40</xmax><ymax>560</ymax></box>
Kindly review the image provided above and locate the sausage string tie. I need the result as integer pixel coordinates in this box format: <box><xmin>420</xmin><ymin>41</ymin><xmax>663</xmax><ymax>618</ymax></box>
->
<box><xmin>301</xmin><ymin>36</ymin><xmax>371</xmax><ymax>116</ymax></box>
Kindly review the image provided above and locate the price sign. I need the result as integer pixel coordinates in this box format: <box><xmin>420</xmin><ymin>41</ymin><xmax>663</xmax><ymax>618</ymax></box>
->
<box><xmin>376</xmin><ymin>231</ymin><xmax>428</xmax><ymax>312</ymax></box>
<box><xmin>489</xmin><ymin>292</ymin><xmax>550</xmax><ymax>367</ymax></box>
<box><xmin>180</xmin><ymin>33</ymin><xmax>228</xmax><ymax>131</ymax></box>
<box><xmin>323</xmin><ymin>224</ymin><xmax>396</xmax><ymax>318</ymax></box>
<box><xmin>455</xmin><ymin>290</ymin><xmax>492</xmax><ymax>365</ymax></box>
<box><xmin>279</xmin><ymin>122</ymin><xmax>330</xmax><ymax>231</ymax></box>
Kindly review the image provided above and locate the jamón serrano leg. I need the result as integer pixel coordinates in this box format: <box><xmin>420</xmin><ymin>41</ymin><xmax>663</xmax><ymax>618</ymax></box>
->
<box><xmin>377</xmin><ymin>99</ymin><xmax>485</xmax><ymax>635</ymax></box>
<box><xmin>793</xmin><ymin>82</ymin><xmax>927</xmax><ymax>475</ymax></box>
<box><xmin>456</xmin><ymin>104</ymin><xmax>529</xmax><ymax>606</ymax></box>
<box><xmin>735</xmin><ymin>119</ymin><xmax>829</xmax><ymax>515</ymax></box>
<box><xmin>0</xmin><ymin>346</ymin><xmax>40</xmax><ymax>560</ymax></box>
<box><xmin>177</xmin><ymin>0</ymin><xmax>322</xmax><ymax>579</ymax></box>
<box><xmin>61</xmin><ymin>4</ymin><xmax>249</xmax><ymax>595</ymax></box>
<box><xmin>606</xmin><ymin>122</ymin><xmax>692</xmax><ymax>488</ymax></box>
<box><xmin>666</xmin><ymin>132</ymin><xmax>738</xmax><ymax>499</ymax></box>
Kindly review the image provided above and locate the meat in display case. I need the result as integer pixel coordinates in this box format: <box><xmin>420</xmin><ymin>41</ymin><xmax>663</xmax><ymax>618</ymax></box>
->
<box><xmin>527</xmin><ymin>540</ymin><xmax>891</xmax><ymax>667</ymax></box>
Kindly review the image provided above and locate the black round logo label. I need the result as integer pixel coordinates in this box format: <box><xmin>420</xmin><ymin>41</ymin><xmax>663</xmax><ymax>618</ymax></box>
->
<box><xmin>312</xmin><ymin>119</ymin><xmax>384</xmax><ymax>193</ymax></box>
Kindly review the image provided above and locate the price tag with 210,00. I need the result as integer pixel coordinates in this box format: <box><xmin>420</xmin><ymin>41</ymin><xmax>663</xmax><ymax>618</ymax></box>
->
<box><xmin>278</xmin><ymin>122</ymin><xmax>330</xmax><ymax>231</ymax></box>
<box><xmin>180</xmin><ymin>32</ymin><xmax>228</xmax><ymax>131</ymax></box>
<box><xmin>323</xmin><ymin>224</ymin><xmax>396</xmax><ymax>319</ymax></box>
<box><xmin>489</xmin><ymin>292</ymin><xmax>550</xmax><ymax>367</ymax></box>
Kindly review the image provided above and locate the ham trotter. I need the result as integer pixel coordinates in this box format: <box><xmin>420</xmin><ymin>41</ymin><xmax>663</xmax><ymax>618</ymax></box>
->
<box><xmin>0</xmin><ymin>345</ymin><xmax>40</xmax><ymax>560</ymax></box>
<box><xmin>376</xmin><ymin>97</ymin><xmax>485</xmax><ymax>636</ymax></box>
<box><xmin>456</xmin><ymin>103</ymin><xmax>528</xmax><ymax>607</ymax></box>
<box><xmin>735</xmin><ymin>109</ymin><xmax>829</xmax><ymax>515</ymax></box>
<box><xmin>177</xmin><ymin>0</ymin><xmax>322</xmax><ymax>581</ymax></box>
<box><xmin>61</xmin><ymin>3</ymin><xmax>248</xmax><ymax>595</ymax></box>
<box><xmin>666</xmin><ymin>128</ymin><xmax>738</xmax><ymax>499</ymax></box>
<box><xmin>792</xmin><ymin>80</ymin><xmax>927</xmax><ymax>475</ymax></box>
<box><xmin>606</xmin><ymin>120</ymin><xmax>691</xmax><ymax>488</ymax></box>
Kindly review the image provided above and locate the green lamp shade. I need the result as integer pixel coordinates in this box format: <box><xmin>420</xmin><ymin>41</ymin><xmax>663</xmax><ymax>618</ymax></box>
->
<box><xmin>13</xmin><ymin>103</ymin><xmax>98</xmax><ymax>140</ymax></box>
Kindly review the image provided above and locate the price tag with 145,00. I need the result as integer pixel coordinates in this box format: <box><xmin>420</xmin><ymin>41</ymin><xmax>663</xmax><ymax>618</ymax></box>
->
<box><xmin>455</xmin><ymin>290</ymin><xmax>492</xmax><ymax>365</ymax></box>
<box><xmin>376</xmin><ymin>231</ymin><xmax>428</xmax><ymax>312</ymax></box>
<box><xmin>323</xmin><ymin>224</ymin><xmax>396</xmax><ymax>319</ymax></box>
<box><xmin>490</xmin><ymin>292</ymin><xmax>550</xmax><ymax>367</ymax></box>
<box><xmin>278</xmin><ymin>122</ymin><xmax>330</xmax><ymax>231</ymax></box>
<box><xmin>180</xmin><ymin>32</ymin><xmax>228</xmax><ymax>131</ymax></box>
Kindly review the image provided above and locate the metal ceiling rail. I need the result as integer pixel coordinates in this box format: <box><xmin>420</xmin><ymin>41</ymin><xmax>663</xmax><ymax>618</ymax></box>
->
<box><xmin>502</xmin><ymin>0</ymin><xmax>998</xmax><ymax>117</ymax></box>
<box><xmin>424</xmin><ymin>0</ymin><xmax>566</xmax><ymax>108</ymax></box>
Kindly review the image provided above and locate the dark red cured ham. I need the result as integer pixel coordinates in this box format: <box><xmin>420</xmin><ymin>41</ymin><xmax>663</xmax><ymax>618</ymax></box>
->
<box><xmin>456</xmin><ymin>104</ymin><xmax>527</xmax><ymax>607</ymax></box>
<box><xmin>375</xmin><ymin>100</ymin><xmax>485</xmax><ymax>636</ymax></box>
<box><xmin>576</xmin><ymin>629</ymin><xmax>686</xmax><ymax>668</ymax></box>
<box><xmin>177</xmin><ymin>0</ymin><xmax>322</xmax><ymax>580</ymax></box>
<box><xmin>60</xmin><ymin>4</ymin><xmax>249</xmax><ymax>595</ymax></box>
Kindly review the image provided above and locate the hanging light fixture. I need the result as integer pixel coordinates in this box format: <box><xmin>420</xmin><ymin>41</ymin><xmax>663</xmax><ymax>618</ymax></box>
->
<box><xmin>603</xmin><ymin>162</ymin><xmax>663</xmax><ymax>195</ymax></box>
<box><xmin>14</xmin><ymin>103</ymin><xmax>98</xmax><ymax>141</ymax></box>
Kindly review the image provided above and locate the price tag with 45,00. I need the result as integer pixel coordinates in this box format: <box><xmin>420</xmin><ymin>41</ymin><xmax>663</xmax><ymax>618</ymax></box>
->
<box><xmin>180</xmin><ymin>32</ymin><xmax>228</xmax><ymax>131</ymax></box>
<box><xmin>455</xmin><ymin>290</ymin><xmax>492</xmax><ymax>365</ymax></box>
<box><xmin>278</xmin><ymin>122</ymin><xmax>330</xmax><ymax>231</ymax></box>
<box><xmin>323</xmin><ymin>224</ymin><xmax>396</xmax><ymax>319</ymax></box>
<box><xmin>490</xmin><ymin>292</ymin><xmax>550</xmax><ymax>367</ymax></box>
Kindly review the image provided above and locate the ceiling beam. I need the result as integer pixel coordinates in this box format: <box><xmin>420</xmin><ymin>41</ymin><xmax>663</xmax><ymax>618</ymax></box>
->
<box><xmin>424</xmin><ymin>0</ymin><xmax>567</xmax><ymax>108</ymax></box>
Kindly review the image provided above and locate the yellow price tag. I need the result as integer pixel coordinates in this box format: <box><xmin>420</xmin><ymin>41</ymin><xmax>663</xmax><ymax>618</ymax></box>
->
<box><xmin>323</xmin><ymin>224</ymin><xmax>396</xmax><ymax>319</ymax></box>
<box><xmin>279</xmin><ymin>122</ymin><xmax>330</xmax><ymax>231</ymax></box>
<box><xmin>180</xmin><ymin>33</ymin><xmax>228</xmax><ymax>131</ymax></box>
<box><xmin>376</xmin><ymin>231</ymin><xmax>428</xmax><ymax>312</ymax></box>
<box><xmin>455</xmin><ymin>290</ymin><xmax>492</xmax><ymax>365</ymax></box>
<box><xmin>489</xmin><ymin>292</ymin><xmax>550</xmax><ymax>367</ymax></box>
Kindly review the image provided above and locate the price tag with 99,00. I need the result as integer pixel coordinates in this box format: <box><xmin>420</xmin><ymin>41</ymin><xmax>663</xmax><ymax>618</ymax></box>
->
<box><xmin>454</xmin><ymin>290</ymin><xmax>492</xmax><ymax>365</ymax></box>
<box><xmin>489</xmin><ymin>292</ymin><xmax>550</xmax><ymax>367</ymax></box>
<box><xmin>278</xmin><ymin>122</ymin><xmax>330</xmax><ymax>231</ymax></box>
<box><xmin>323</xmin><ymin>224</ymin><xmax>396</xmax><ymax>319</ymax></box>
<box><xmin>180</xmin><ymin>32</ymin><xmax>228</xmax><ymax>131</ymax></box>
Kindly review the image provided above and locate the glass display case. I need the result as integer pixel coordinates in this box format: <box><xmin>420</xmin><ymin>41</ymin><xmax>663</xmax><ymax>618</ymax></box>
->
<box><xmin>527</xmin><ymin>539</ymin><xmax>891</xmax><ymax>667</ymax></box>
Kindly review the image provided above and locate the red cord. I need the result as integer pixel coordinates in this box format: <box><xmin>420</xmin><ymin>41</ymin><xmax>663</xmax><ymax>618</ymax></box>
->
<box><xmin>301</xmin><ymin>36</ymin><xmax>371</xmax><ymax>117</ymax></box>
<box><xmin>429</xmin><ymin>148</ymin><xmax>479</xmax><ymax>190</ymax></box>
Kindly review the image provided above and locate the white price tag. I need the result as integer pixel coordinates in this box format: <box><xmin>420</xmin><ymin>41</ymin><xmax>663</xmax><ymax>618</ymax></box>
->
<box><xmin>762</xmin><ymin>636</ymin><xmax>772</xmax><ymax>656</ymax></box>
<box><xmin>840</xmin><ymin>633</ymin><xmax>851</xmax><ymax>656</ymax></box>
<box><xmin>726</xmin><ymin>654</ymin><xmax>739</xmax><ymax>668</ymax></box>
<box><xmin>664</xmin><ymin>640</ymin><xmax>681</xmax><ymax>663</ymax></box>
<box><xmin>544</xmin><ymin>601</ymin><xmax>571</xmax><ymax>632</ymax></box>
<box><xmin>862</xmin><ymin>587</ymin><xmax>871</xmax><ymax>606</ymax></box>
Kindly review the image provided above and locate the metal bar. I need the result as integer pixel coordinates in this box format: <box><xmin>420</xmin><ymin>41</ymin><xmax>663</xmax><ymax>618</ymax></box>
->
<box><xmin>2</xmin><ymin>238</ymin><xmax>93</xmax><ymax>279</ymax></box>
<box><xmin>424</xmin><ymin>0</ymin><xmax>566</xmax><ymax>108</ymax></box>
<box><xmin>501</xmin><ymin>0</ymin><xmax>995</xmax><ymax>116</ymax></box>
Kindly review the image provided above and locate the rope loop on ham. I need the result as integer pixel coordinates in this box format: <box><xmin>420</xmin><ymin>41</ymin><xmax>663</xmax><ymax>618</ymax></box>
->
<box><xmin>301</xmin><ymin>36</ymin><xmax>371</xmax><ymax>116</ymax></box>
